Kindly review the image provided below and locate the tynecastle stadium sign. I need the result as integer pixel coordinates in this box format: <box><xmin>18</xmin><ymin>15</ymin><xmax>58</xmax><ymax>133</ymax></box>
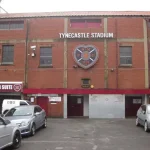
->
<box><xmin>59</xmin><ymin>33</ymin><xmax>114</xmax><ymax>38</ymax></box>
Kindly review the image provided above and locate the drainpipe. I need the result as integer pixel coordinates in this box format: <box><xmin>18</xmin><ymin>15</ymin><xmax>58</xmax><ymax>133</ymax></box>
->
<box><xmin>115</xmin><ymin>18</ymin><xmax>119</xmax><ymax>89</ymax></box>
<box><xmin>24</xmin><ymin>19</ymin><xmax>29</xmax><ymax>88</ymax></box>
<box><xmin>145</xmin><ymin>18</ymin><xmax>150</xmax><ymax>104</ymax></box>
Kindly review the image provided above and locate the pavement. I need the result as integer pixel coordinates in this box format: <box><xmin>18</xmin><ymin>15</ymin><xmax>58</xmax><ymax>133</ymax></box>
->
<box><xmin>4</xmin><ymin>118</ymin><xmax>150</xmax><ymax>150</ymax></box>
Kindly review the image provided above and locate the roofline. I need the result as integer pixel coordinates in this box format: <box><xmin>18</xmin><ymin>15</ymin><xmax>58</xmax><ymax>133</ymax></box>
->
<box><xmin>1</xmin><ymin>11</ymin><xmax>150</xmax><ymax>19</ymax></box>
<box><xmin>0</xmin><ymin>15</ymin><xmax>149</xmax><ymax>19</ymax></box>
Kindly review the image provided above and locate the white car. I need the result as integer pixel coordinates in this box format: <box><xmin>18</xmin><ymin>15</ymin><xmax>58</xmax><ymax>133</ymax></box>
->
<box><xmin>2</xmin><ymin>99</ymin><xmax>32</xmax><ymax>115</ymax></box>
<box><xmin>0</xmin><ymin>116</ymin><xmax>21</xmax><ymax>149</ymax></box>
<box><xmin>136</xmin><ymin>104</ymin><xmax>150</xmax><ymax>132</ymax></box>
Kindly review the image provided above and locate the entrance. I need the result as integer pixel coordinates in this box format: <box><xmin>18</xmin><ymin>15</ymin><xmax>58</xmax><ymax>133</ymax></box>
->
<box><xmin>37</xmin><ymin>97</ymin><xmax>49</xmax><ymax>116</ymax></box>
<box><xmin>67</xmin><ymin>96</ymin><xmax>83</xmax><ymax>117</ymax></box>
<box><xmin>125</xmin><ymin>96</ymin><xmax>142</xmax><ymax>118</ymax></box>
<box><xmin>0</xmin><ymin>95</ymin><xmax>21</xmax><ymax>114</ymax></box>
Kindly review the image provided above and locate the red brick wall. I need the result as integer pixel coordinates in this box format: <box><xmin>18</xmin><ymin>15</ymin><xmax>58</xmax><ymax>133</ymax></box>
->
<box><xmin>0</xmin><ymin>43</ymin><xmax>25</xmax><ymax>82</ymax></box>
<box><xmin>0</xmin><ymin>17</ymin><xmax>146</xmax><ymax>90</ymax></box>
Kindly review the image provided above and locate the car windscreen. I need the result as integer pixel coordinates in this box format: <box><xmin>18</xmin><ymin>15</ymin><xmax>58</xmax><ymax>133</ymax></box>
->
<box><xmin>26</xmin><ymin>101</ymin><xmax>33</xmax><ymax>105</ymax></box>
<box><xmin>5</xmin><ymin>107</ymin><xmax>33</xmax><ymax>116</ymax></box>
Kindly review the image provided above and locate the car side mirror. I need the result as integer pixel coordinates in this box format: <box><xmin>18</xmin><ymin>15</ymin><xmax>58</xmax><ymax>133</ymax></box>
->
<box><xmin>4</xmin><ymin>119</ymin><xmax>11</xmax><ymax>125</ymax></box>
<box><xmin>35</xmin><ymin>112</ymin><xmax>40</xmax><ymax>116</ymax></box>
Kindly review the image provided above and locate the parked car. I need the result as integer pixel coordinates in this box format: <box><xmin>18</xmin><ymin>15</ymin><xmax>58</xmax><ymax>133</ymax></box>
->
<box><xmin>136</xmin><ymin>104</ymin><xmax>150</xmax><ymax>132</ymax></box>
<box><xmin>0</xmin><ymin>116</ymin><xmax>21</xmax><ymax>149</ymax></box>
<box><xmin>3</xmin><ymin>105</ymin><xmax>47</xmax><ymax>136</ymax></box>
<box><xmin>2</xmin><ymin>99</ymin><xmax>32</xmax><ymax>115</ymax></box>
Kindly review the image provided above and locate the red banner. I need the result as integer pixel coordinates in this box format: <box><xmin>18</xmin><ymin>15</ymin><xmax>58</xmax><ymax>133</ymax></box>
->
<box><xmin>0</xmin><ymin>82</ymin><xmax>23</xmax><ymax>93</ymax></box>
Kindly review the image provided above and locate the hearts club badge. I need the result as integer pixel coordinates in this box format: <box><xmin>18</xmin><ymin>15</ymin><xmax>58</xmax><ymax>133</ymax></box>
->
<box><xmin>73</xmin><ymin>45</ymin><xmax>99</xmax><ymax>69</ymax></box>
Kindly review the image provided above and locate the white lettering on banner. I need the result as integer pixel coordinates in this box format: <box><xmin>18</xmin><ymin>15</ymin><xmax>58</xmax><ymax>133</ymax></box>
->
<box><xmin>59</xmin><ymin>33</ymin><xmax>113</xmax><ymax>38</ymax></box>
<box><xmin>0</xmin><ymin>85</ymin><xmax>13</xmax><ymax>90</ymax></box>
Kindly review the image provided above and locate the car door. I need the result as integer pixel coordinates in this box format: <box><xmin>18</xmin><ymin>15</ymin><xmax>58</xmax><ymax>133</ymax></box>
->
<box><xmin>0</xmin><ymin>118</ymin><xmax>12</xmax><ymax>148</ymax></box>
<box><xmin>34</xmin><ymin>106</ymin><xmax>42</xmax><ymax>129</ymax></box>
<box><xmin>140</xmin><ymin>105</ymin><xmax>146</xmax><ymax>126</ymax></box>
<box><xmin>137</xmin><ymin>106</ymin><xmax>143</xmax><ymax>124</ymax></box>
<box><xmin>36</xmin><ymin>106</ymin><xmax>44</xmax><ymax>127</ymax></box>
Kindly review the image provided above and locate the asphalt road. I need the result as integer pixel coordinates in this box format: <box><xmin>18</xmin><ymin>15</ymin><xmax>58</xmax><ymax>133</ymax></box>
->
<box><xmin>4</xmin><ymin>118</ymin><xmax>150</xmax><ymax>150</ymax></box>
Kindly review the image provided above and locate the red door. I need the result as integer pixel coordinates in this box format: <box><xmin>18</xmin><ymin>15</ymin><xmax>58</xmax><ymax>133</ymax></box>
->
<box><xmin>125</xmin><ymin>96</ymin><xmax>142</xmax><ymax>117</ymax></box>
<box><xmin>67</xmin><ymin>96</ymin><xmax>83</xmax><ymax>117</ymax></box>
<box><xmin>37</xmin><ymin>97</ymin><xmax>48</xmax><ymax>116</ymax></box>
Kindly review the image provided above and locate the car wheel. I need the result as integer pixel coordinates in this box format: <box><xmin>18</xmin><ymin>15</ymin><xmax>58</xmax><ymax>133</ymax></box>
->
<box><xmin>136</xmin><ymin>117</ymin><xmax>140</xmax><ymax>126</ymax></box>
<box><xmin>144</xmin><ymin>121</ymin><xmax>149</xmax><ymax>132</ymax></box>
<box><xmin>43</xmin><ymin>118</ymin><xmax>47</xmax><ymax>128</ymax></box>
<box><xmin>12</xmin><ymin>130</ymin><xmax>21</xmax><ymax>149</ymax></box>
<box><xmin>30</xmin><ymin>124</ymin><xmax>36</xmax><ymax>136</ymax></box>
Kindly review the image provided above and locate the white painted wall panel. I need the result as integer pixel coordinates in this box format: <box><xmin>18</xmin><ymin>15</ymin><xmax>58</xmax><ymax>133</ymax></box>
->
<box><xmin>84</xmin><ymin>95</ymin><xmax>89</xmax><ymax>117</ymax></box>
<box><xmin>89</xmin><ymin>94</ymin><xmax>125</xmax><ymax>118</ymax></box>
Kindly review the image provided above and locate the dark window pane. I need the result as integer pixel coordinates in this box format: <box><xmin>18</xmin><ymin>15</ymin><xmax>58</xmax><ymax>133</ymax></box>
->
<box><xmin>120</xmin><ymin>57</ymin><xmax>132</xmax><ymax>65</ymax></box>
<box><xmin>40</xmin><ymin>47</ymin><xmax>52</xmax><ymax>66</ymax></box>
<box><xmin>70</xmin><ymin>19</ymin><xmax>86</xmax><ymax>28</ymax></box>
<box><xmin>40</xmin><ymin>57</ymin><xmax>52</xmax><ymax>65</ymax></box>
<box><xmin>120</xmin><ymin>46</ymin><xmax>132</xmax><ymax>65</ymax></box>
<box><xmin>2</xmin><ymin>45</ymin><xmax>14</xmax><ymax>64</ymax></box>
<box><xmin>40</xmin><ymin>47</ymin><xmax>52</xmax><ymax>56</ymax></box>
<box><xmin>10</xmin><ymin>21</ymin><xmax>24</xmax><ymax>29</ymax></box>
<box><xmin>37</xmin><ymin>106</ymin><xmax>42</xmax><ymax>112</ymax></box>
<box><xmin>0</xmin><ymin>22</ymin><xmax>9</xmax><ymax>30</ymax></box>
<box><xmin>20</xmin><ymin>101</ymin><xmax>28</xmax><ymax>105</ymax></box>
<box><xmin>0</xmin><ymin>118</ymin><xmax>4</xmax><ymax>125</ymax></box>
<box><xmin>82</xmin><ymin>79</ymin><xmax>90</xmax><ymax>84</ymax></box>
<box><xmin>86</xmin><ymin>19</ymin><xmax>101</xmax><ymax>28</ymax></box>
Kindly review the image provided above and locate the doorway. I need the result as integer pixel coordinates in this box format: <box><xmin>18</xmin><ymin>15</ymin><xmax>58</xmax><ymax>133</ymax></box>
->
<box><xmin>125</xmin><ymin>96</ymin><xmax>142</xmax><ymax>118</ymax></box>
<box><xmin>37</xmin><ymin>97</ymin><xmax>48</xmax><ymax>116</ymax></box>
<box><xmin>67</xmin><ymin>96</ymin><xmax>83</xmax><ymax>117</ymax></box>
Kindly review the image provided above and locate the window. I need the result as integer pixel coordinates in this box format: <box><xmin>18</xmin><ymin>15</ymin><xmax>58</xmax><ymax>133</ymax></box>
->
<box><xmin>120</xmin><ymin>46</ymin><xmax>132</xmax><ymax>65</ymax></box>
<box><xmin>81</xmin><ymin>78</ymin><xmax>90</xmax><ymax>88</ymax></box>
<box><xmin>82</xmin><ymin>79</ymin><xmax>90</xmax><ymax>84</ymax></box>
<box><xmin>20</xmin><ymin>101</ymin><xmax>28</xmax><ymax>106</ymax></box>
<box><xmin>0</xmin><ymin>118</ymin><xmax>4</xmax><ymax>125</ymax></box>
<box><xmin>2</xmin><ymin>45</ymin><xmax>14</xmax><ymax>64</ymax></box>
<box><xmin>141</xmin><ymin>105</ymin><xmax>146</xmax><ymax>112</ymax></box>
<box><xmin>0</xmin><ymin>21</ymin><xmax>24</xmax><ymax>30</ymax></box>
<box><xmin>5</xmin><ymin>107</ymin><xmax>33</xmax><ymax>116</ymax></box>
<box><xmin>40</xmin><ymin>47</ymin><xmax>52</xmax><ymax>66</ymax></box>
<box><xmin>70</xmin><ymin>19</ymin><xmax>101</xmax><ymax>28</ymax></box>
<box><xmin>37</xmin><ymin>106</ymin><xmax>42</xmax><ymax>112</ymax></box>
<box><xmin>34</xmin><ymin>106</ymin><xmax>42</xmax><ymax>113</ymax></box>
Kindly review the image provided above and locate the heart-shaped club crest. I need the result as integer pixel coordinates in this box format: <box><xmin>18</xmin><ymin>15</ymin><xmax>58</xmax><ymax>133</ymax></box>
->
<box><xmin>73</xmin><ymin>45</ymin><xmax>99</xmax><ymax>69</ymax></box>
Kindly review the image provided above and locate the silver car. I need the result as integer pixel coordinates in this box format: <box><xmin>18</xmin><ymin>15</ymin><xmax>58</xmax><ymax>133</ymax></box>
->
<box><xmin>0</xmin><ymin>116</ymin><xmax>21</xmax><ymax>149</ymax></box>
<box><xmin>3</xmin><ymin>105</ymin><xmax>47</xmax><ymax>136</ymax></box>
<box><xmin>136</xmin><ymin>104</ymin><xmax>150</xmax><ymax>132</ymax></box>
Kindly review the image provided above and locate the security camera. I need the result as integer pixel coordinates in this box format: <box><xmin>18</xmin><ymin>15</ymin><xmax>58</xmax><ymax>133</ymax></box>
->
<box><xmin>31</xmin><ymin>45</ymin><xmax>36</xmax><ymax>49</ymax></box>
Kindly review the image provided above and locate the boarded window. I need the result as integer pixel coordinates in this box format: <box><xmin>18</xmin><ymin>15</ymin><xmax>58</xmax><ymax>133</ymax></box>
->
<box><xmin>40</xmin><ymin>47</ymin><xmax>52</xmax><ymax>66</ymax></box>
<box><xmin>70</xmin><ymin>19</ymin><xmax>101</xmax><ymax>28</ymax></box>
<box><xmin>120</xmin><ymin>46</ymin><xmax>132</xmax><ymax>65</ymax></box>
<box><xmin>0</xmin><ymin>21</ymin><xmax>24</xmax><ymax>30</ymax></box>
<box><xmin>2</xmin><ymin>45</ymin><xmax>14</xmax><ymax>64</ymax></box>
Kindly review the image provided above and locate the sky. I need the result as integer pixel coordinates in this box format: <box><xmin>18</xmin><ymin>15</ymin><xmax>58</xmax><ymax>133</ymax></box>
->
<box><xmin>0</xmin><ymin>0</ymin><xmax>150</xmax><ymax>13</ymax></box>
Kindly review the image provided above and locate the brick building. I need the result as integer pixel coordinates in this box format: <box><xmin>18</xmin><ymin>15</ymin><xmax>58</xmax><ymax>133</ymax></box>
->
<box><xmin>0</xmin><ymin>11</ymin><xmax>150</xmax><ymax>118</ymax></box>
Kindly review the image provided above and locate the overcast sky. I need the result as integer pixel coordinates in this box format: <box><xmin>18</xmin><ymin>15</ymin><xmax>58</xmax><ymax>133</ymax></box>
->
<box><xmin>0</xmin><ymin>0</ymin><xmax>150</xmax><ymax>13</ymax></box>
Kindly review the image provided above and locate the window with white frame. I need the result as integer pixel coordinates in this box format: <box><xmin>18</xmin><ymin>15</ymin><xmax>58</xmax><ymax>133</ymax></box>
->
<box><xmin>120</xmin><ymin>46</ymin><xmax>132</xmax><ymax>65</ymax></box>
<box><xmin>40</xmin><ymin>47</ymin><xmax>52</xmax><ymax>66</ymax></box>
